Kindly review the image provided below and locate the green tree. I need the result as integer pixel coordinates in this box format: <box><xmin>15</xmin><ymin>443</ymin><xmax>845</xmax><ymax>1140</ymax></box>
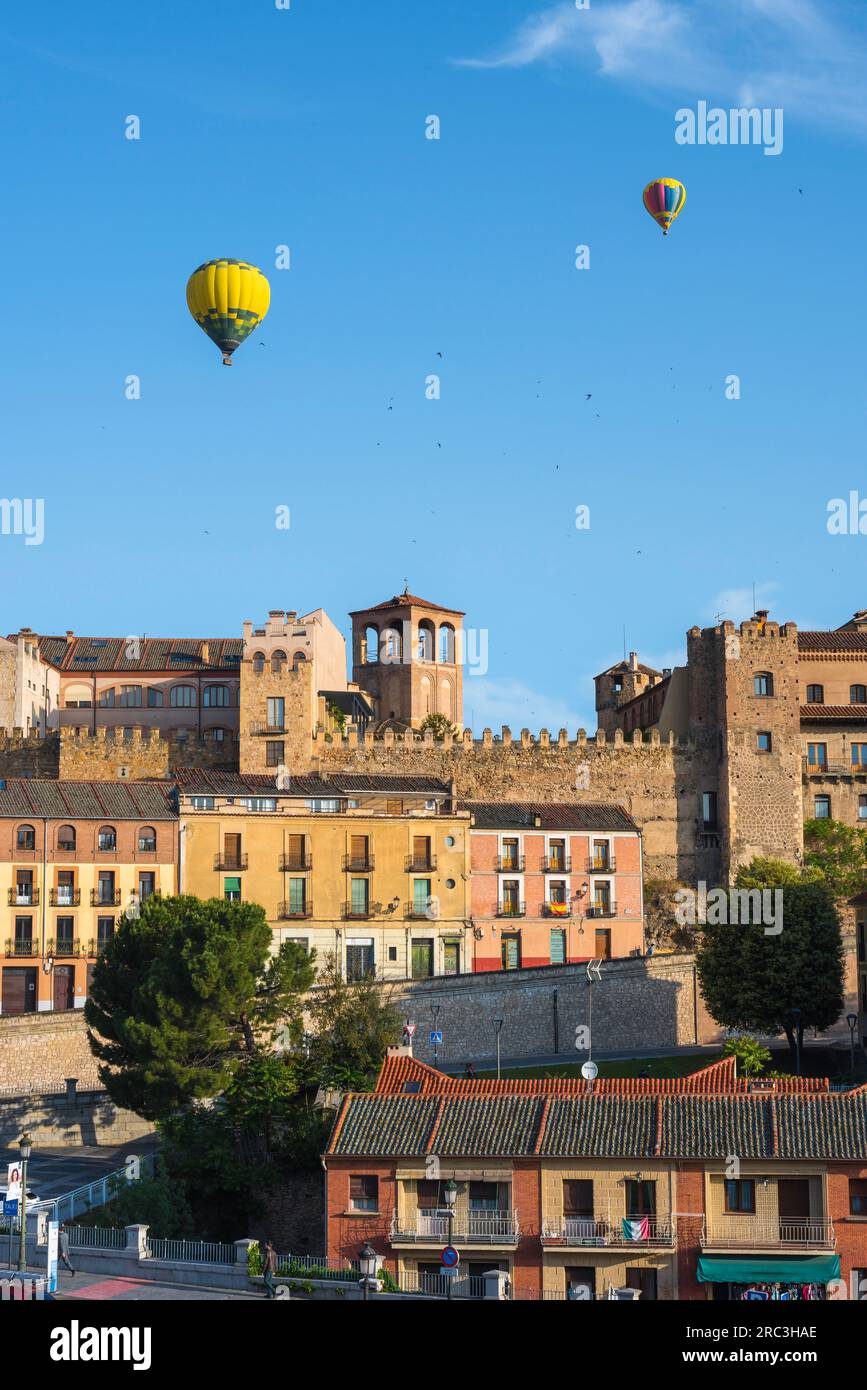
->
<box><xmin>85</xmin><ymin>895</ymin><xmax>314</xmax><ymax>1120</ymax></box>
<box><xmin>418</xmin><ymin>713</ymin><xmax>456</xmax><ymax>740</ymax></box>
<box><xmin>696</xmin><ymin>882</ymin><xmax>844</xmax><ymax>1065</ymax></box>
<box><xmin>305</xmin><ymin>952</ymin><xmax>403</xmax><ymax>1090</ymax></box>
<box><xmin>803</xmin><ymin>818</ymin><xmax>867</xmax><ymax>898</ymax></box>
<box><xmin>722</xmin><ymin>1035</ymin><xmax>772</xmax><ymax>1078</ymax></box>
<box><xmin>734</xmin><ymin>857</ymin><xmax>812</xmax><ymax>890</ymax></box>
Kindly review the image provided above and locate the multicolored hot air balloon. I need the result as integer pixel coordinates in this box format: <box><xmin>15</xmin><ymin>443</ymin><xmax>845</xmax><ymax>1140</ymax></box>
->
<box><xmin>186</xmin><ymin>258</ymin><xmax>271</xmax><ymax>365</ymax></box>
<box><xmin>642</xmin><ymin>178</ymin><xmax>686</xmax><ymax>236</ymax></box>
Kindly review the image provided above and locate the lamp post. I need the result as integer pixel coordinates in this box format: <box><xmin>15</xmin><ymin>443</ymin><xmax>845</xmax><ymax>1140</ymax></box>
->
<box><xmin>358</xmin><ymin>1241</ymin><xmax>377</xmax><ymax>1303</ymax></box>
<box><xmin>443</xmin><ymin>1178</ymin><xmax>457</xmax><ymax>1302</ymax></box>
<box><xmin>17</xmin><ymin>1131</ymin><xmax>32</xmax><ymax>1273</ymax></box>
<box><xmin>494</xmin><ymin>1018</ymin><xmax>505</xmax><ymax>1081</ymax></box>
<box><xmin>847</xmin><ymin>1013</ymin><xmax>858</xmax><ymax>1074</ymax></box>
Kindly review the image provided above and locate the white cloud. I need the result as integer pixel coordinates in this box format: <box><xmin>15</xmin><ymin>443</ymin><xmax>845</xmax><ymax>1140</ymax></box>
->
<box><xmin>455</xmin><ymin>0</ymin><xmax>867</xmax><ymax>132</ymax></box>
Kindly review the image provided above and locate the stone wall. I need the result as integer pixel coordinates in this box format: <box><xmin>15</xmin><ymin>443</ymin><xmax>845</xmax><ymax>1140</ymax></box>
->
<box><xmin>58</xmin><ymin>726</ymin><xmax>236</xmax><ymax>779</ymax></box>
<box><xmin>0</xmin><ymin>1011</ymin><xmax>101</xmax><ymax>1090</ymax></box>
<box><xmin>249</xmin><ymin>1167</ymin><xmax>325</xmax><ymax>1255</ymax></box>
<box><xmin>0</xmin><ymin>729</ymin><xmax>60</xmax><ymax>778</ymax></box>
<box><xmin>0</xmin><ymin>1089</ymin><xmax>153</xmax><ymax>1146</ymax></box>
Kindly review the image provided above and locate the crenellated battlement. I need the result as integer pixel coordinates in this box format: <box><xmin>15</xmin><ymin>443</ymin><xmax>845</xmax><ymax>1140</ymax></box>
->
<box><xmin>58</xmin><ymin>725</ymin><xmax>237</xmax><ymax>746</ymax></box>
<box><xmin>312</xmin><ymin>724</ymin><xmax>698</xmax><ymax>753</ymax></box>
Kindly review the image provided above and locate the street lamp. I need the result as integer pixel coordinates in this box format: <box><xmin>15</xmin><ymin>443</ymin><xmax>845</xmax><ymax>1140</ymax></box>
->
<box><xmin>443</xmin><ymin>1179</ymin><xmax>458</xmax><ymax>1302</ymax></box>
<box><xmin>358</xmin><ymin>1241</ymin><xmax>377</xmax><ymax>1303</ymax></box>
<box><xmin>847</xmin><ymin>1013</ymin><xmax>858</xmax><ymax>1074</ymax></box>
<box><xmin>494</xmin><ymin>1018</ymin><xmax>505</xmax><ymax>1081</ymax></box>
<box><xmin>17</xmin><ymin>1132</ymin><xmax>32</xmax><ymax>1274</ymax></box>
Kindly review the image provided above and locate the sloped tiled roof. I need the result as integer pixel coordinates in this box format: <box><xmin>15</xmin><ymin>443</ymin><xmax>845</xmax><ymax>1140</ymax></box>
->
<box><xmin>35</xmin><ymin>635</ymin><xmax>243</xmax><ymax>673</ymax></box>
<box><xmin>598</xmin><ymin>659</ymin><xmax>662</xmax><ymax>678</ymax></box>
<box><xmin>798</xmin><ymin>632</ymin><xmax>867</xmax><ymax>652</ymax></box>
<box><xmin>462</xmin><ymin>801</ymin><xmax>638</xmax><ymax>833</ymax></box>
<box><xmin>349</xmin><ymin>592</ymin><xmax>465</xmax><ymax>617</ymax></box>
<box><xmin>174</xmin><ymin>770</ymin><xmax>451</xmax><ymax>797</ymax></box>
<box><xmin>0</xmin><ymin>779</ymin><xmax>176</xmax><ymax>820</ymax></box>
<box><xmin>801</xmin><ymin>704</ymin><xmax>867</xmax><ymax>720</ymax></box>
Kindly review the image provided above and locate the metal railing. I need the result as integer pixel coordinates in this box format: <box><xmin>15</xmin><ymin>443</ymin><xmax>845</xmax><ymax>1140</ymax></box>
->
<box><xmin>50</xmin><ymin>889</ymin><xmax>80</xmax><ymax>906</ymax></box>
<box><xmin>802</xmin><ymin>758</ymin><xmax>867</xmax><ymax>776</ymax></box>
<box><xmin>587</xmin><ymin>858</ymin><xmax>616</xmax><ymax>873</ymax></box>
<box><xmin>51</xmin><ymin>1154</ymin><xmax>154</xmax><ymax>1225</ymax></box>
<box><xmin>213</xmin><ymin>854</ymin><xmax>248</xmax><ymax>871</ymax></box>
<box><xmin>8</xmin><ymin>887</ymin><xmax>39</xmax><ymax>906</ymax></box>
<box><xmin>90</xmin><ymin>889</ymin><xmax>121</xmax><ymax>906</ymax></box>
<box><xmin>274</xmin><ymin>1252</ymin><xmax>360</xmax><ymax>1282</ymax></box>
<box><xmin>249</xmin><ymin>721</ymin><xmax>287</xmax><ymax>735</ymax></box>
<box><xmin>344</xmin><ymin>904</ymin><xmax>372</xmax><ymax>919</ymax></box>
<box><xmin>496</xmin><ymin>903</ymin><xmax>525</xmax><ymax>918</ymax></box>
<box><xmin>400</xmin><ymin>1271</ymin><xmax>489</xmax><ymax>1299</ymax></box>
<box><xmin>279</xmin><ymin>853</ymin><xmax>312</xmax><ymax>871</ymax></box>
<box><xmin>391</xmin><ymin>1208</ymin><xmax>520</xmax><ymax>1243</ymax></box>
<box><xmin>68</xmin><ymin>1225</ymin><xmax>127</xmax><ymax>1250</ymax></box>
<box><xmin>542</xmin><ymin>856</ymin><xmax>571</xmax><ymax>872</ymax></box>
<box><xmin>542</xmin><ymin>1217</ymin><xmax>673</xmax><ymax>1246</ymax></box>
<box><xmin>495</xmin><ymin>856</ymin><xmax>525</xmax><ymax>872</ymax></box>
<box><xmin>701</xmin><ymin>1221</ymin><xmax>835</xmax><ymax>1249</ymax></box>
<box><xmin>4</xmin><ymin>938</ymin><xmax>35</xmax><ymax>957</ymax></box>
<box><xmin>147</xmin><ymin>1236</ymin><xmax>235</xmax><ymax>1265</ymax></box>
<box><xmin>586</xmin><ymin>904</ymin><xmax>617</xmax><ymax>919</ymax></box>
<box><xmin>405</xmin><ymin>855</ymin><xmax>436</xmax><ymax>872</ymax></box>
<box><xmin>342</xmin><ymin>853</ymin><xmax>374</xmax><ymax>871</ymax></box>
<box><xmin>543</xmin><ymin>903</ymin><xmax>572</xmax><ymax>918</ymax></box>
<box><xmin>44</xmin><ymin>938</ymin><xmax>84</xmax><ymax>958</ymax></box>
<box><xmin>277</xmin><ymin>900</ymin><xmax>313</xmax><ymax>920</ymax></box>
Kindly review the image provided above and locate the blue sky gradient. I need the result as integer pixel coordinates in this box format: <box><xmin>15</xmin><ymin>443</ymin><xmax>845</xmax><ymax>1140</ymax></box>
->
<box><xmin>2</xmin><ymin>0</ymin><xmax>866</xmax><ymax>730</ymax></box>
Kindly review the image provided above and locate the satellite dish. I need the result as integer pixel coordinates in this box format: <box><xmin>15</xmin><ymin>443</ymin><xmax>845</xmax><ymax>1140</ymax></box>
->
<box><xmin>581</xmin><ymin>1061</ymin><xmax>598</xmax><ymax>1082</ymax></box>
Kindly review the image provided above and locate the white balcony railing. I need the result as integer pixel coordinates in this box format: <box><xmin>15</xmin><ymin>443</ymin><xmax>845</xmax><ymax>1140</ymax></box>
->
<box><xmin>701</xmin><ymin>1221</ymin><xmax>835</xmax><ymax>1250</ymax></box>
<box><xmin>542</xmin><ymin>1217</ymin><xmax>674</xmax><ymax>1247</ymax></box>
<box><xmin>391</xmin><ymin>1208</ymin><xmax>520</xmax><ymax>1244</ymax></box>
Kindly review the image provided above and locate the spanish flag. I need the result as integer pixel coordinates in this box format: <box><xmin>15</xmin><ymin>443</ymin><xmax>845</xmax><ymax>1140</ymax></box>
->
<box><xmin>548</xmin><ymin>901</ymin><xmax>568</xmax><ymax>916</ymax></box>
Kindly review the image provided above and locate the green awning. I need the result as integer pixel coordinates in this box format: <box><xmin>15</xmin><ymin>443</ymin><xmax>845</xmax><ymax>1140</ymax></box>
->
<box><xmin>697</xmin><ymin>1254</ymin><xmax>840</xmax><ymax>1284</ymax></box>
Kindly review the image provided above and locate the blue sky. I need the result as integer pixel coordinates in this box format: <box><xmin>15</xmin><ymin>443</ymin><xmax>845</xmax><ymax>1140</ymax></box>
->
<box><xmin>2</xmin><ymin>0</ymin><xmax>867</xmax><ymax>731</ymax></box>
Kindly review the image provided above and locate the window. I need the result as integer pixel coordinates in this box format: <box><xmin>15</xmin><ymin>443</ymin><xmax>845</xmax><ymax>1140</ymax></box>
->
<box><xmin>266</xmin><ymin>741</ymin><xmax>284</xmax><ymax>768</ymax></box>
<box><xmin>591</xmin><ymin>840</ymin><xmax>611</xmax><ymax>871</ymax></box>
<box><xmin>55</xmin><ymin>872</ymin><xmax>75</xmax><ymax>906</ymax></box>
<box><xmin>239</xmin><ymin>797</ymin><xmax>276</xmax><ymax>812</ymax></box>
<box><xmin>252</xmin><ymin>652</ymin><xmax>265</xmax><ymax>673</ymax></box>
<box><xmin>701</xmin><ymin>791</ymin><xmax>718</xmax><ymax>830</ymax></box>
<box><xmin>550</xmin><ymin>928</ymin><xmax>567</xmax><ymax>965</ymax></box>
<box><xmin>501</xmin><ymin>880</ymin><xmax>521</xmax><ymax>916</ymax></box>
<box><xmin>147</xmin><ymin>687</ymin><xmax>164</xmax><ymax>707</ymax></box>
<box><xmin>97</xmin><ymin>916</ymin><xmax>115</xmax><ymax>948</ymax></box>
<box><xmin>563</xmin><ymin>1180</ymin><xmax>593</xmax><ymax>1217</ymax></box>
<box><xmin>190</xmin><ymin>796</ymin><xmax>214</xmax><ymax>810</ymax></box>
<box><xmin>388</xmin><ymin>945</ymin><xmax>398</xmax><ymax>962</ymax></box>
<box><xmin>224</xmin><ymin>877</ymin><xmax>241</xmax><ymax>902</ymax></box>
<box><xmin>625</xmin><ymin>1180</ymin><xmax>656</xmax><ymax>1217</ymax></box>
<box><xmin>412</xmin><ymin>879</ymin><xmax>432</xmax><ymax>915</ymax></box>
<box><xmin>138</xmin><ymin>872</ymin><xmax>156</xmax><ymax>900</ymax></box>
<box><xmin>349</xmin><ymin>1175</ymin><xmax>378</xmax><ymax>1212</ymax></box>
<box><xmin>412</xmin><ymin>835</ymin><xmax>432</xmax><ymax>869</ymax></box>
<box><xmin>171</xmin><ymin>685</ymin><xmax>196</xmax><ymax>707</ymax></box>
<box><xmin>849</xmin><ymin>1179</ymin><xmax>867</xmax><ymax>1216</ymax></box>
<box><xmin>118</xmin><ymin>685</ymin><xmax>143</xmax><ymax>708</ymax></box>
<box><xmin>547</xmin><ymin>838</ymin><xmax>566</xmax><ymax>870</ymax></box>
<box><xmin>860</xmin><ymin>796</ymin><xmax>867</xmax><ymax>822</ymax></box>
<box><xmin>13</xmin><ymin>916</ymin><xmax>33</xmax><ymax>952</ymax></box>
<box><xmin>57</xmin><ymin>825</ymin><xmax>76</xmax><ymax>851</ymax></box>
<box><xmin>725</xmin><ymin>1179</ymin><xmax>756</xmax><ymax>1213</ymax></box>
<box><xmin>851</xmin><ymin>685</ymin><xmax>867</xmax><ymax>704</ymax></box>
<box><xmin>593</xmin><ymin>881</ymin><xmax>612</xmax><ymax>915</ymax></box>
<box><xmin>97</xmin><ymin>871</ymin><xmax>116</xmax><ymax>904</ymax></box>
<box><xmin>346</xmin><ymin>940</ymin><xmax>374</xmax><ymax>980</ymax></box>
<box><xmin>291</xmin><ymin>652</ymin><xmax>306</xmax><ymax>670</ymax></box>
<box><xmin>14</xmin><ymin>872</ymin><xmax>34</xmax><ymax>904</ymax></box>
<box><xmin>206</xmin><ymin>727</ymin><xmax>227</xmax><ymax>742</ymax></box>
<box><xmin>55</xmin><ymin>917</ymin><xmax>74</xmax><ymax>953</ymax></box>
<box><xmin>286</xmin><ymin>878</ymin><xmax>307</xmax><ymax>916</ymax></box>
<box><xmin>754</xmin><ymin>672</ymin><xmax>774</xmax><ymax>697</ymax></box>
<box><xmin>350</xmin><ymin>878</ymin><xmax>369</xmax><ymax>916</ymax></box>
<box><xmin>138</xmin><ymin>827</ymin><xmax>156</xmax><ymax>852</ymax></box>
<box><xmin>97</xmin><ymin>826</ymin><xmax>116</xmax><ymax>851</ymax></box>
<box><xmin>17</xmin><ymin>824</ymin><xmax>35</xmax><ymax>850</ymax></box>
<box><xmin>271</xmin><ymin>651</ymin><xmax>286</xmax><ymax>673</ymax></box>
<box><xmin>806</xmin><ymin>684</ymin><xmax>824</xmax><ymax>704</ymax></box>
<box><xmin>807</xmin><ymin>743</ymin><xmax>827</xmax><ymax>768</ymax></box>
<box><xmin>98</xmin><ymin>687</ymin><xmax>116</xmax><ymax>707</ymax></box>
<box><xmin>501</xmin><ymin>836</ymin><xmax>520</xmax><ymax>870</ymax></box>
<box><xmin>203</xmin><ymin>684</ymin><xmax>230</xmax><ymax>707</ymax></box>
<box><xmin>756</xmin><ymin>731</ymin><xmax>772</xmax><ymax>752</ymax></box>
<box><xmin>386</xmin><ymin>799</ymin><xmax>403</xmax><ymax>816</ymax></box>
<box><xmin>350</xmin><ymin>835</ymin><xmax>370</xmax><ymax>870</ymax></box>
<box><xmin>307</xmin><ymin>798</ymin><xmax>340</xmax><ymax>813</ymax></box>
<box><xmin>267</xmin><ymin>697</ymin><xmax>285</xmax><ymax>729</ymax></box>
<box><xmin>851</xmin><ymin>744</ymin><xmax>867</xmax><ymax>767</ymax></box>
<box><xmin>814</xmin><ymin>795</ymin><xmax>831</xmax><ymax>819</ymax></box>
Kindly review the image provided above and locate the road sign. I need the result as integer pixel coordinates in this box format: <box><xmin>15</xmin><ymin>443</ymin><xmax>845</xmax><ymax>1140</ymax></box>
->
<box><xmin>5</xmin><ymin>1164</ymin><xmax>21</xmax><ymax>1202</ymax></box>
<box><xmin>404</xmin><ymin>1022</ymin><xmax>417</xmax><ymax>1037</ymax></box>
<box><xmin>2</xmin><ymin>1200</ymin><xmax>17</xmax><ymax>1217</ymax></box>
<box><xmin>430</xmin><ymin>1030</ymin><xmax>443</xmax><ymax>1046</ymax></box>
<box><xmin>440</xmin><ymin>1245</ymin><xmax>459</xmax><ymax>1269</ymax></box>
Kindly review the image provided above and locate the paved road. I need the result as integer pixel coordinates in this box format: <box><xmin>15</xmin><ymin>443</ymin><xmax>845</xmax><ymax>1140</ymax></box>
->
<box><xmin>49</xmin><ymin>1271</ymin><xmax>262</xmax><ymax>1301</ymax></box>
<box><xmin>0</xmin><ymin>1140</ymin><xmax>157</xmax><ymax>1201</ymax></box>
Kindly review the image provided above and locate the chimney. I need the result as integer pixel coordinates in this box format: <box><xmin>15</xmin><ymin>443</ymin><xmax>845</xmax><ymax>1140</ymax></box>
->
<box><xmin>755</xmin><ymin>609</ymin><xmax>769</xmax><ymax>624</ymax></box>
<box><xmin>200</xmin><ymin>641</ymin><xmax>209</xmax><ymax>664</ymax></box>
<box><xmin>65</xmin><ymin>630</ymin><xmax>74</xmax><ymax>645</ymax></box>
<box><xmin>629</xmin><ymin>651</ymin><xmax>639</xmax><ymax>672</ymax></box>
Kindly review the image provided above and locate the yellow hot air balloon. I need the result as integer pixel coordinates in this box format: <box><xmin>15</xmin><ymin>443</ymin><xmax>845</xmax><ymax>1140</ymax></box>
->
<box><xmin>642</xmin><ymin>178</ymin><xmax>686</xmax><ymax>235</ymax></box>
<box><xmin>186</xmin><ymin>259</ymin><xmax>271</xmax><ymax>365</ymax></box>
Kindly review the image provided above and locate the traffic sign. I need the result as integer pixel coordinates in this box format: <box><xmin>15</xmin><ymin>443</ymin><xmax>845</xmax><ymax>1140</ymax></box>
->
<box><xmin>430</xmin><ymin>1030</ymin><xmax>443</xmax><ymax>1046</ymax></box>
<box><xmin>440</xmin><ymin>1245</ymin><xmax>459</xmax><ymax>1269</ymax></box>
<box><xmin>2</xmin><ymin>1199</ymin><xmax>18</xmax><ymax>1217</ymax></box>
<box><xmin>404</xmin><ymin>1022</ymin><xmax>417</xmax><ymax>1037</ymax></box>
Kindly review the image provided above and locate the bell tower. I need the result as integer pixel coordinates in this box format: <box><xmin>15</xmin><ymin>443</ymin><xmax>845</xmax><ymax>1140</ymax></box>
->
<box><xmin>349</xmin><ymin>587</ymin><xmax>464</xmax><ymax>729</ymax></box>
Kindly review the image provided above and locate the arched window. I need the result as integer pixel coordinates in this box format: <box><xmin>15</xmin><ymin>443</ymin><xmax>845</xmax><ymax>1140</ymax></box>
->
<box><xmin>753</xmin><ymin>672</ymin><xmax>774</xmax><ymax>697</ymax></box>
<box><xmin>417</xmin><ymin>621</ymin><xmax>435</xmax><ymax>662</ymax></box>
<box><xmin>439</xmin><ymin>677</ymin><xmax>453</xmax><ymax>721</ymax></box>
<box><xmin>381</xmin><ymin>627</ymin><xmax>402</xmax><ymax>664</ymax></box>
<box><xmin>138</xmin><ymin>826</ymin><xmax>157</xmax><ymax>852</ymax></box>
<box><xmin>170</xmin><ymin>685</ymin><xmax>196</xmax><ymax>707</ymax></box>
<box><xmin>363</xmin><ymin>626</ymin><xmax>379</xmax><ymax>664</ymax></box>
<box><xmin>420</xmin><ymin>675</ymin><xmax>432</xmax><ymax>715</ymax></box>
<box><xmin>438</xmin><ymin>623</ymin><xmax>456</xmax><ymax>664</ymax></box>
<box><xmin>16</xmin><ymin>824</ymin><xmax>36</xmax><ymax>851</ymax></box>
<box><xmin>98</xmin><ymin>825</ymin><xmax>117</xmax><ymax>851</ymax></box>
<box><xmin>98</xmin><ymin>687</ymin><xmax>116</xmax><ymax>708</ymax></box>
<box><xmin>64</xmin><ymin>683</ymin><xmax>92</xmax><ymax>710</ymax></box>
<box><xmin>271</xmin><ymin>650</ymin><xmax>287</xmax><ymax>673</ymax></box>
<box><xmin>252</xmin><ymin>651</ymin><xmax>266</xmax><ymax>673</ymax></box>
<box><xmin>57</xmin><ymin>825</ymin><xmax>76</xmax><ymax>852</ymax></box>
<box><xmin>147</xmin><ymin>687</ymin><xmax>164</xmax><ymax>708</ymax></box>
<box><xmin>292</xmin><ymin>651</ymin><xmax>306</xmax><ymax>670</ymax></box>
<box><xmin>203</xmin><ymin>684</ymin><xmax>230</xmax><ymax>707</ymax></box>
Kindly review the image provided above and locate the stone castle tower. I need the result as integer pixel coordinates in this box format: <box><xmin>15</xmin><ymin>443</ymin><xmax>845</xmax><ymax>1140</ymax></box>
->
<box><xmin>349</xmin><ymin>588</ymin><xmax>464</xmax><ymax>729</ymax></box>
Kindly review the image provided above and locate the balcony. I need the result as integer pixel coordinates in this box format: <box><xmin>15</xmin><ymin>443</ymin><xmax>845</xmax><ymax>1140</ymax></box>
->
<box><xmin>90</xmin><ymin>889</ymin><xmax>121</xmax><ymax>907</ymax></box>
<box><xmin>5</xmin><ymin>939</ymin><xmax>35</xmax><ymax>957</ymax></box>
<box><xmin>87</xmin><ymin>938</ymin><xmax>112</xmax><ymax>956</ymax></box>
<box><xmin>214</xmin><ymin>853</ymin><xmax>248</xmax><ymax>871</ymax></box>
<box><xmin>45</xmin><ymin>938</ymin><xmax>84</xmax><ymax>958</ymax></box>
<box><xmin>8</xmin><ymin>887</ymin><xmax>39</xmax><ymax>906</ymax></box>
<box><xmin>249</xmin><ymin>720</ymin><xmax>287</xmax><ymax>736</ymax></box>
<box><xmin>405</xmin><ymin>854</ymin><xmax>436</xmax><ymax>872</ymax></box>
<box><xmin>342</xmin><ymin>854</ymin><xmax>374</xmax><ymax>872</ymax></box>
<box><xmin>700</xmin><ymin>1221</ymin><xmax>836</xmax><ymax>1251</ymax></box>
<box><xmin>50</xmin><ymin>889</ymin><xmax>81</xmax><ymax>907</ymax></box>
<box><xmin>344</xmin><ymin>903</ymin><xmax>372</xmax><ymax>920</ymax></box>
<box><xmin>587</xmin><ymin>858</ymin><xmax>616</xmax><ymax>873</ymax></box>
<box><xmin>586</xmin><ymin>904</ymin><xmax>617</xmax><ymax>919</ymax></box>
<box><xmin>277</xmin><ymin>900</ymin><xmax>313</xmax><ymax>920</ymax></box>
<box><xmin>279</xmin><ymin>853</ymin><xmax>312</xmax><ymax>872</ymax></box>
<box><xmin>542</xmin><ymin>1217</ymin><xmax>674</xmax><ymax>1248</ymax></box>
<box><xmin>405</xmin><ymin>902</ymin><xmax>438</xmax><ymax>920</ymax></box>
<box><xmin>542</xmin><ymin>856</ymin><xmax>571</xmax><ymax>873</ymax></box>
<box><xmin>803</xmin><ymin>757</ymin><xmax>867</xmax><ymax>778</ymax></box>
<box><xmin>543</xmin><ymin>903</ymin><xmax>572</xmax><ymax>918</ymax></box>
<box><xmin>495</xmin><ymin>856</ymin><xmax>525</xmax><ymax>872</ymax></box>
<box><xmin>497</xmin><ymin>902</ymin><xmax>526</xmax><ymax>918</ymax></box>
<box><xmin>390</xmin><ymin>1209</ymin><xmax>520</xmax><ymax>1246</ymax></box>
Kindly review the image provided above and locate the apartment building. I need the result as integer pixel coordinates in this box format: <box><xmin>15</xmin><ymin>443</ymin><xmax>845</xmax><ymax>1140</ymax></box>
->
<box><xmin>463</xmin><ymin>802</ymin><xmax>644</xmax><ymax>969</ymax></box>
<box><xmin>324</xmin><ymin>1051</ymin><xmax>867</xmax><ymax>1302</ymax></box>
<box><xmin>0</xmin><ymin>779</ymin><xmax>178</xmax><ymax>1014</ymax></box>
<box><xmin>177</xmin><ymin>771</ymin><xmax>470</xmax><ymax>979</ymax></box>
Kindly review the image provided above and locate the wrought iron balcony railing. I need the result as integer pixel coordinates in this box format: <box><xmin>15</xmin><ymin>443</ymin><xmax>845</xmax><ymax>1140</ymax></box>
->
<box><xmin>214</xmin><ymin>853</ymin><xmax>248</xmax><ymax>871</ymax></box>
<box><xmin>277</xmin><ymin>900</ymin><xmax>313</xmax><ymax>920</ymax></box>
<box><xmin>700</xmin><ymin>1221</ymin><xmax>835</xmax><ymax>1250</ymax></box>
<box><xmin>390</xmin><ymin>1208</ymin><xmax>520</xmax><ymax>1245</ymax></box>
<box><xmin>50</xmin><ymin>889</ymin><xmax>80</xmax><ymax>907</ymax></box>
<box><xmin>495</xmin><ymin>856</ymin><xmax>525</xmax><ymax>872</ymax></box>
<box><xmin>587</xmin><ymin>857</ymin><xmax>616</xmax><ymax>873</ymax></box>
<box><xmin>279</xmin><ymin>853</ymin><xmax>312</xmax><ymax>872</ymax></box>
<box><xmin>342</xmin><ymin>854</ymin><xmax>374</xmax><ymax>872</ymax></box>
<box><xmin>405</xmin><ymin>855</ymin><xmax>436</xmax><ymax>872</ymax></box>
<box><xmin>5</xmin><ymin>938</ymin><xmax>35</xmax><ymax>957</ymax></box>
<box><xmin>90</xmin><ymin>889</ymin><xmax>121</xmax><ymax>907</ymax></box>
<box><xmin>541</xmin><ymin>856</ymin><xmax>571</xmax><ymax>872</ymax></box>
<box><xmin>496</xmin><ymin>902</ymin><xmax>526</xmax><ymax>918</ymax></box>
<box><xmin>541</xmin><ymin>1217</ymin><xmax>674</xmax><ymax>1247</ymax></box>
<box><xmin>8</xmin><ymin>887</ymin><xmax>39</xmax><ymax>906</ymax></box>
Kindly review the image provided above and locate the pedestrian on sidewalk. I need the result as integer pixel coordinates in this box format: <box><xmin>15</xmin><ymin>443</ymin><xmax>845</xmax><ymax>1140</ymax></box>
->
<box><xmin>262</xmin><ymin>1240</ymin><xmax>278</xmax><ymax>1298</ymax></box>
<box><xmin>58</xmin><ymin>1223</ymin><xmax>75</xmax><ymax>1277</ymax></box>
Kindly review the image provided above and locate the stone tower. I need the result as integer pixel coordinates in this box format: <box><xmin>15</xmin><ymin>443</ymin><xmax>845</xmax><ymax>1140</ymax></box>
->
<box><xmin>687</xmin><ymin>611</ymin><xmax>803</xmax><ymax>876</ymax></box>
<box><xmin>349</xmin><ymin>588</ymin><xmax>464</xmax><ymax>729</ymax></box>
<box><xmin>594</xmin><ymin>653</ymin><xmax>663</xmax><ymax>735</ymax></box>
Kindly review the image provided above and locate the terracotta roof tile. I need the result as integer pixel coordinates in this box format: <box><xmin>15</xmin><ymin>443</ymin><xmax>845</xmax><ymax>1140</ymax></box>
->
<box><xmin>462</xmin><ymin>802</ymin><xmax>638</xmax><ymax>832</ymax></box>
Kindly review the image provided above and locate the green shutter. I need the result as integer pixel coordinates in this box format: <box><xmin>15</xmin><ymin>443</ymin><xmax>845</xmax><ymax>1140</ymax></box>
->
<box><xmin>413</xmin><ymin>878</ymin><xmax>431</xmax><ymax>912</ymax></box>
<box><xmin>288</xmin><ymin>877</ymin><xmax>305</xmax><ymax>913</ymax></box>
<box><xmin>550</xmin><ymin>929</ymin><xmax>566</xmax><ymax>965</ymax></box>
<box><xmin>351</xmin><ymin>878</ymin><xmax>368</xmax><ymax>913</ymax></box>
